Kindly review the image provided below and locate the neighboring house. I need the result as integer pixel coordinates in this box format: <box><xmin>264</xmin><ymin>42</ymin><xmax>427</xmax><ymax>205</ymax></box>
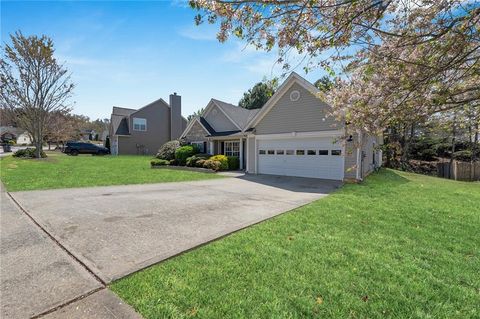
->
<box><xmin>0</xmin><ymin>126</ymin><xmax>31</xmax><ymax>144</ymax></box>
<box><xmin>109</xmin><ymin>93</ymin><xmax>187</xmax><ymax>155</ymax></box>
<box><xmin>181</xmin><ymin>72</ymin><xmax>382</xmax><ymax>181</ymax></box>
<box><xmin>79</xmin><ymin>129</ymin><xmax>95</xmax><ymax>141</ymax></box>
<box><xmin>16</xmin><ymin>131</ymin><xmax>32</xmax><ymax>145</ymax></box>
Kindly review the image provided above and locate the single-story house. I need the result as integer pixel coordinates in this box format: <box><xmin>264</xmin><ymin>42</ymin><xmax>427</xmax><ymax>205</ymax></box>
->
<box><xmin>16</xmin><ymin>131</ymin><xmax>32</xmax><ymax>145</ymax></box>
<box><xmin>181</xmin><ymin>72</ymin><xmax>382</xmax><ymax>181</ymax></box>
<box><xmin>109</xmin><ymin>93</ymin><xmax>187</xmax><ymax>155</ymax></box>
<box><xmin>0</xmin><ymin>126</ymin><xmax>31</xmax><ymax>144</ymax></box>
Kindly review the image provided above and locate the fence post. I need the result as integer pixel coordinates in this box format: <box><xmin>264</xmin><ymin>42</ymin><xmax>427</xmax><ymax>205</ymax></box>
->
<box><xmin>454</xmin><ymin>161</ymin><xmax>458</xmax><ymax>181</ymax></box>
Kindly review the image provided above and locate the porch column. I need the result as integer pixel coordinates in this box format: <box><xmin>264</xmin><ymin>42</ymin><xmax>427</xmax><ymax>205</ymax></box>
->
<box><xmin>239</xmin><ymin>138</ymin><xmax>244</xmax><ymax>170</ymax></box>
<box><xmin>209</xmin><ymin>141</ymin><xmax>214</xmax><ymax>155</ymax></box>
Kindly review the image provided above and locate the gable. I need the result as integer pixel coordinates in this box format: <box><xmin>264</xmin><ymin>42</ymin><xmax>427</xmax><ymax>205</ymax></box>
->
<box><xmin>255</xmin><ymin>83</ymin><xmax>342</xmax><ymax>134</ymax></box>
<box><xmin>183</xmin><ymin>120</ymin><xmax>209</xmax><ymax>142</ymax></box>
<box><xmin>204</xmin><ymin>104</ymin><xmax>239</xmax><ymax>132</ymax></box>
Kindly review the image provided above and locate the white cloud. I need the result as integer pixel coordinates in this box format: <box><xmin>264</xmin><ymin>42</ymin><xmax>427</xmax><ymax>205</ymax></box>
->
<box><xmin>177</xmin><ymin>25</ymin><xmax>218</xmax><ymax>41</ymax></box>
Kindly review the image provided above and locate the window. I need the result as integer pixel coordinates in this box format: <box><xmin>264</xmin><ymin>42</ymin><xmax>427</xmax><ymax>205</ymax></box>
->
<box><xmin>267</xmin><ymin>150</ymin><xmax>275</xmax><ymax>155</ymax></box>
<box><xmin>133</xmin><ymin>118</ymin><xmax>147</xmax><ymax>131</ymax></box>
<box><xmin>286</xmin><ymin>150</ymin><xmax>294</xmax><ymax>155</ymax></box>
<box><xmin>331</xmin><ymin>150</ymin><xmax>342</xmax><ymax>156</ymax></box>
<box><xmin>276</xmin><ymin>150</ymin><xmax>284</xmax><ymax>155</ymax></box>
<box><xmin>224</xmin><ymin>141</ymin><xmax>240</xmax><ymax>157</ymax></box>
<box><xmin>307</xmin><ymin>150</ymin><xmax>316</xmax><ymax>155</ymax></box>
<box><xmin>318</xmin><ymin>150</ymin><xmax>329</xmax><ymax>155</ymax></box>
<box><xmin>296</xmin><ymin>150</ymin><xmax>305</xmax><ymax>155</ymax></box>
<box><xmin>191</xmin><ymin>141</ymin><xmax>205</xmax><ymax>153</ymax></box>
<box><xmin>259</xmin><ymin>150</ymin><xmax>266</xmax><ymax>155</ymax></box>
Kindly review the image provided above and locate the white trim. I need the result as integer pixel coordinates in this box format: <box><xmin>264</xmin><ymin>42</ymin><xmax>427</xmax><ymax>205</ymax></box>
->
<box><xmin>254</xmin><ymin>137</ymin><xmax>258</xmax><ymax>174</ymax></box>
<box><xmin>132</xmin><ymin>117</ymin><xmax>147</xmax><ymax>131</ymax></box>
<box><xmin>245</xmin><ymin>72</ymin><xmax>322</xmax><ymax>130</ymax></box>
<box><xmin>246</xmin><ymin>137</ymin><xmax>250</xmax><ymax>172</ymax></box>
<box><xmin>356</xmin><ymin>131</ymin><xmax>363</xmax><ymax>181</ymax></box>
<box><xmin>255</xmin><ymin>130</ymin><xmax>344</xmax><ymax>140</ymax></box>
<box><xmin>203</xmin><ymin>100</ymin><xmax>242</xmax><ymax>131</ymax></box>
<box><xmin>180</xmin><ymin>117</ymin><xmax>210</xmax><ymax>139</ymax></box>
<box><xmin>209</xmin><ymin>141</ymin><xmax>214</xmax><ymax>155</ymax></box>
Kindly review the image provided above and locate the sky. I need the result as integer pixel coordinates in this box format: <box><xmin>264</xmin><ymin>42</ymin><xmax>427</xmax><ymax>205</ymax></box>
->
<box><xmin>1</xmin><ymin>0</ymin><xmax>327</xmax><ymax>120</ymax></box>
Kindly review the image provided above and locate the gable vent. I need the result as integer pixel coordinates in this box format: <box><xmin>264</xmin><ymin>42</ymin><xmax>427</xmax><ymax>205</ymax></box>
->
<box><xmin>290</xmin><ymin>90</ymin><xmax>300</xmax><ymax>102</ymax></box>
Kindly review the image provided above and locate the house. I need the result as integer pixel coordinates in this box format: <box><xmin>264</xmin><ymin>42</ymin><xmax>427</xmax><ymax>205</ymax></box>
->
<box><xmin>0</xmin><ymin>126</ymin><xmax>31</xmax><ymax>144</ymax></box>
<box><xmin>181</xmin><ymin>72</ymin><xmax>382</xmax><ymax>181</ymax></box>
<box><xmin>109</xmin><ymin>93</ymin><xmax>187</xmax><ymax>155</ymax></box>
<box><xmin>16</xmin><ymin>131</ymin><xmax>32</xmax><ymax>145</ymax></box>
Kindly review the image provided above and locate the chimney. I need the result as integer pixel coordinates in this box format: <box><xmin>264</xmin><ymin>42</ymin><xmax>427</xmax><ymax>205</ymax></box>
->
<box><xmin>169</xmin><ymin>92</ymin><xmax>182</xmax><ymax>140</ymax></box>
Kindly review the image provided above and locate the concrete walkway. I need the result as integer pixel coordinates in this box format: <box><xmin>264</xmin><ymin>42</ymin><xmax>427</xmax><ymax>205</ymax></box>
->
<box><xmin>0</xmin><ymin>184</ymin><xmax>141</xmax><ymax>319</ymax></box>
<box><xmin>2</xmin><ymin>175</ymin><xmax>340</xmax><ymax>318</ymax></box>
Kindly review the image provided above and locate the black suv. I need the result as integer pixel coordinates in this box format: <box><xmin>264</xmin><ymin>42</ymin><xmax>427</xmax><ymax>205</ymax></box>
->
<box><xmin>64</xmin><ymin>142</ymin><xmax>110</xmax><ymax>156</ymax></box>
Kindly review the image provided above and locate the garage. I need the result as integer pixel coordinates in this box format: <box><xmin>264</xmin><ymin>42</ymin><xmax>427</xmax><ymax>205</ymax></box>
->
<box><xmin>257</xmin><ymin>136</ymin><xmax>344</xmax><ymax>180</ymax></box>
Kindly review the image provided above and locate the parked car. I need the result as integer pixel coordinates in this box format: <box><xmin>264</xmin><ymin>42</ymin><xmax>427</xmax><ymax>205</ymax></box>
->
<box><xmin>64</xmin><ymin>142</ymin><xmax>110</xmax><ymax>156</ymax></box>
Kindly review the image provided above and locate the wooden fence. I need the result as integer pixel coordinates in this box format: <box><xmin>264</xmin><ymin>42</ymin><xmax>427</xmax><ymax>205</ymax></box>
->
<box><xmin>437</xmin><ymin>161</ymin><xmax>480</xmax><ymax>181</ymax></box>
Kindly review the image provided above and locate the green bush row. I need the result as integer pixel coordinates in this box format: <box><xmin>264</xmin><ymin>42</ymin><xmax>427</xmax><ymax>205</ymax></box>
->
<box><xmin>13</xmin><ymin>148</ymin><xmax>46</xmax><ymax>158</ymax></box>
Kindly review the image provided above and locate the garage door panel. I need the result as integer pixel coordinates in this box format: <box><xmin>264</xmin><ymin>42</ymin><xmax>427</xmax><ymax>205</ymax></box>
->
<box><xmin>257</xmin><ymin>137</ymin><xmax>344</xmax><ymax>180</ymax></box>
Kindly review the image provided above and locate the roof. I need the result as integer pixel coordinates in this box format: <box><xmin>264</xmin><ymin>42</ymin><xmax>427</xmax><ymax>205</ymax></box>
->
<box><xmin>199</xmin><ymin>117</ymin><xmax>216</xmax><ymax>135</ymax></box>
<box><xmin>210</xmin><ymin>99</ymin><xmax>260</xmax><ymax>130</ymax></box>
<box><xmin>112</xmin><ymin>107</ymin><xmax>136</xmax><ymax>116</ymax></box>
<box><xmin>207</xmin><ymin>130</ymin><xmax>241</xmax><ymax>137</ymax></box>
<box><xmin>110</xmin><ymin>114</ymin><xmax>130</xmax><ymax>136</ymax></box>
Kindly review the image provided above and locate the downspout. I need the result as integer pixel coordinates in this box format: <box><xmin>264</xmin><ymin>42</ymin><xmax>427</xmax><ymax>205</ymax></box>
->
<box><xmin>356</xmin><ymin>130</ymin><xmax>363</xmax><ymax>181</ymax></box>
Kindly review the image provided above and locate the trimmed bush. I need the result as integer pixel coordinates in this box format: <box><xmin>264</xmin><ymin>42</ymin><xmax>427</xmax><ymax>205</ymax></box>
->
<box><xmin>169</xmin><ymin>159</ymin><xmax>179</xmax><ymax>166</ymax></box>
<box><xmin>156</xmin><ymin>140</ymin><xmax>181</xmax><ymax>160</ymax></box>
<box><xmin>175</xmin><ymin>145</ymin><xmax>198</xmax><ymax>166</ymax></box>
<box><xmin>227</xmin><ymin>156</ymin><xmax>240</xmax><ymax>170</ymax></box>
<box><xmin>209</xmin><ymin>154</ymin><xmax>229</xmax><ymax>170</ymax></box>
<box><xmin>203</xmin><ymin>159</ymin><xmax>221</xmax><ymax>171</ymax></box>
<box><xmin>150</xmin><ymin>159</ymin><xmax>170</xmax><ymax>167</ymax></box>
<box><xmin>13</xmin><ymin>148</ymin><xmax>46</xmax><ymax>158</ymax></box>
<box><xmin>186</xmin><ymin>153</ymin><xmax>210</xmax><ymax>167</ymax></box>
<box><xmin>195</xmin><ymin>159</ymin><xmax>207</xmax><ymax>168</ymax></box>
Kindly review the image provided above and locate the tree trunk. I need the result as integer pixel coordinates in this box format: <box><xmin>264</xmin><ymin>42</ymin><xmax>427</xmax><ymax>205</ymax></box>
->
<box><xmin>450</xmin><ymin>112</ymin><xmax>457</xmax><ymax>164</ymax></box>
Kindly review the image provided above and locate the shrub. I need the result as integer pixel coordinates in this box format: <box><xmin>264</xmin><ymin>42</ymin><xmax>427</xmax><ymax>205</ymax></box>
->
<box><xmin>195</xmin><ymin>159</ymin><xmax>207</xmax><ymax>168</ymax></box>
<box><xmin>203</xmin><ymin>159</ymin><xmax>221</xmax><ymax>171</ymax></box>
<box><xmin>453</xmin><ymin>150</ymin><xmax>473</xmax><ymax>161</ymax></box>
<box><xmin>209</xmin><ymin>154</ymin><xmax>229</xmax><ymax>170</ymax></box>
<box><xmin>435</xmin><ymin>143</ymin><xmax>451</xmax><ymax>157</ymax></box>
<box><xmin>169</xmin><ymin>159</ymin><xmax>179</xmax><ymax>166</ymax></box>
<box><xmin>227</xmin><ymin>156</ymin><xmax>240</xmax><ymax>170</ymax></box>
<box><xmin>156</xmin><ymin>140</ymin><xmax>180</xmax><ymax>160</ymax></box>
<box><xmin>186</xmin><ymin>153</ymin><xmax>210</xmax><ymax>167</ymax></box>
<box><xmin>150</xmin><ymin>159</ymin><xmax>170</xmax><ymax>166</ymax></box>
<box><xmin>175</xmin><ymin>145</ymin><xmax>198</xmax><ymax>165</ymax></box>
<box><xmin>13</xmin><ymin>148</ymin><xmax>46</xmax><ymax>158</ymax></box>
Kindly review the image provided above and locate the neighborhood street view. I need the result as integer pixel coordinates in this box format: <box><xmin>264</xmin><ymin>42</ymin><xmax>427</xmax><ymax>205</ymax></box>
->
<box><xmin>1</xmin><ymin>1</ymin><xmax>479</xmax><ymax>319</ymax></box>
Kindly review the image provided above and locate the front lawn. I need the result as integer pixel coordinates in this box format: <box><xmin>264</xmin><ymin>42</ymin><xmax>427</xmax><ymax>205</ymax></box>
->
<box><xmin>0</xmin><ymin>152</ymin><xmax>221</xmax><ymax>191</ymax></box>
<box><xmin>111</xmin><ymin>169</ymin><xmax>480</xmax><ymax>319</ymax></box>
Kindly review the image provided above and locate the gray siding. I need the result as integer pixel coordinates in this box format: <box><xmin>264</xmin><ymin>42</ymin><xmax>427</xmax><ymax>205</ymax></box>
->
<box><xmin>204</xmin><ymin>105</ymin><xmax>238</xmax><ymax>132</ymax></box>
<box><xmin>362</xmin><ymin>135</ymin><xmax>379</xmax><ymax>177</ymax></box>
<box><xmin>255</xmin><ymin>83</ymin><xmax>343</xmax><ymax>134</ymax></box>
<box><xmin>118</xmin><ymin>100</ymin><xmax>171</xmax><ymax>155</ymax></box>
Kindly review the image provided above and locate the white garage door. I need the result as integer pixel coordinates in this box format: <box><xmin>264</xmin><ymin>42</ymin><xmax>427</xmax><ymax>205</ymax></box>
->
<box><xmin>257</xmin><ymin>137</ymin><xmax>344</xmax><ymax>180</ymax></box>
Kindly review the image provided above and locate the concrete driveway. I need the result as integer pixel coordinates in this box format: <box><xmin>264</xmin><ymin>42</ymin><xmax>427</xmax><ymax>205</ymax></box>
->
<box><xmin>9</xmin><ymin>175</ymin><xmax>341</xmax><ymax>284</ymax></box>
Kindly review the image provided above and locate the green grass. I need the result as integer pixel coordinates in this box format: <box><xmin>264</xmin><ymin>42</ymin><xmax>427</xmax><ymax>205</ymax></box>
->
<box><xmin>0</xmin><ymin>152</ymin><xmax>221</xmax><ymax>191</ymax></box>
<box><xmin>111</xmin><ymin>169</ymin><xmax>480</xmax><ymax>319</ymax></box>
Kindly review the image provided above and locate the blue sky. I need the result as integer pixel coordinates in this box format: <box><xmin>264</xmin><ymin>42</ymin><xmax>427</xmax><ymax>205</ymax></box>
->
<box><xmin>1</xmin><ymin>0</ymin><xmax>326</xmax><ymax>120</ymax></box>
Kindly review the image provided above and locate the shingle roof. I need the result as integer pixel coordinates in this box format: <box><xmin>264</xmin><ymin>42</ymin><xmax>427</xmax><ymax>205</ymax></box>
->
<box><xmin>111</xmin><ymin>114</ymin><xmax>130</xmax><ymax>136</ymax></box>
<box><xmin>112</xmin><ymin>107</ymin><xmax>136</xmax><ymax>116</ymax></box>
<box><xmin>199</xmin><ymin>117</ymin><xmax>216</xmax><ymax>135</ymax></box>
<box><xmin>211</xmin><ymin>99</ymin><xmax>260</xmax><ymax>130</ymax></box>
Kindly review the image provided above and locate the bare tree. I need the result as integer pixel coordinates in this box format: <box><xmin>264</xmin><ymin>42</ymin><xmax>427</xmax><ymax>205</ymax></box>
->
<box><xmin>0</xmin><ymin>31</ymin><xmax>74</xmax><ymax>158</ymax></box>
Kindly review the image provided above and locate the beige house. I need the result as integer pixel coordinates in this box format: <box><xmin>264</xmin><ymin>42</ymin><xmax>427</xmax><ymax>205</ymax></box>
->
<box><xmin>109</xmin><ymin>93</ymin><xmax>187</xmax><ymax>155</ymax></box>
<box><xmin>181</xmin><ymin>72</ymin><xmax>382</xmax><ymax>181</ymax></box>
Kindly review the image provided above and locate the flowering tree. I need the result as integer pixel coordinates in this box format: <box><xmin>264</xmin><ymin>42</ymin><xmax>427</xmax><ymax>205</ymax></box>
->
<box><xmin>190</xmin><ymin>0</ymin><xmax>480</xmax><ymax>134</ymax></box>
